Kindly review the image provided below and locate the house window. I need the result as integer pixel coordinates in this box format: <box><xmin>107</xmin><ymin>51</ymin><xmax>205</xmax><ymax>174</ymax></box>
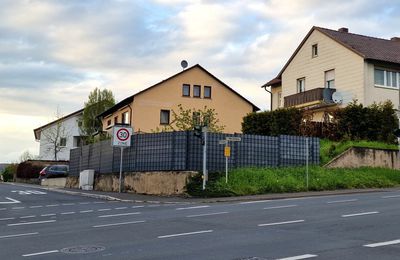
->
<box><xmin>193</xmin><ymin>85</ymin><xmax>201</xmax><ymax>98</ymax></box>
<box><xmin>73</xmin><ymin>136</ymin><xmax>82</xmax><ymax>147</ymax></box>
<box><xmin>114</xmin><ymin>116</ymin><xmax>118</xmax><ymax>124</ymax></box>
<box><xmin>297</xmin><ymin>78</ymin><xmax>305</xmax><ymax>93</ymax></box>
<box><xmin>277</xmin><ymin>92</ymin><xmax>282</xmax><ymax>108</ymax></box>
<box><xmin>59</xmin><ymin>137</ymin><xmax>67</xmax><ymax>147</ymax></box>
<box><xmin>374</xmin><ymin>68</ymin><xmax>399</xmax><ymax>88</ymax></box>
<box><xmin>182</xmin><ymin>84</ymin><xmax>190</xmax><ymax>97</ymax></box>
<box><xmin>325</xmin><ymin>70</ymin><xmax>335</xmax><ymax>88</ymax></box>
<box><xmin>122</xmin><ymin>112</ymin><xmax>129</xmax><ymax>124</ymax></box>
<box><xmin>107</xmin><ymin>119</ymin><xmax>111</xmax><ymax>126</ymax></box>
<box><xmin>160</xmin><ymin>110</ymin><xmax>170</xmax><ymax>125</ymax></box>
<box><xmin>312</xmin><ymin>44</ymin><xmax>318</xmax><ymax>58</ymax></box>
<box><xmin>204</xmin><ymin>86</ymin><xmax>212</xmax><ymax>98</ymax></box>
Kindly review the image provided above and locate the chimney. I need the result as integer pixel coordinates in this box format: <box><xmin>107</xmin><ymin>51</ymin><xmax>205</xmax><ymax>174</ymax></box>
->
<box><xmin>338</xmin><ymin>27</ymin><xmax>349</xmax><ymax>33</ymax></box>
<box><xmin>391</xmin><ymin>37</ymin><xmax>400</xmax><ymax>42</ymax></box>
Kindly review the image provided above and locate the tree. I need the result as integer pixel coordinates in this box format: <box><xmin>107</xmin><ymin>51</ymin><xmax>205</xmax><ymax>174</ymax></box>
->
<box><xmin>41</xmin><ymin>108</ymin><xmax>69</xmax><ymax>161</ymax></box>
<box><xmin>153</xmin><ymin>104</ymin><xmax>225</xmax><ymax>132</ymax></box>
<box><xmin>19</xmin><ymin>150</ymin><xmax>35</xmax><ymax>162</ymax></box>
<box><xmin>80</xmin><ymin>88</ymin><xmax>115</xmax><ymax>143</ymax></box>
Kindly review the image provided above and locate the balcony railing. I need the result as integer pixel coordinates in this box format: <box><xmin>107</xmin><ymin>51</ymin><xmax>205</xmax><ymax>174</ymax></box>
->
<box><xmin>284</xmin><ymin>88</ymin><xmax>336</xmax><ymax>108</ymax></box>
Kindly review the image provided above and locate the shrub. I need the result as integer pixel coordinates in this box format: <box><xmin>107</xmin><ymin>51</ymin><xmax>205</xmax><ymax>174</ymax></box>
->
<box><xmin>1</xmin><ymin>164</ymin><xmax>17</xmax><ymax>182</ymax></box>
<box><xmin>16</xmin><ymin>161</ymin><xmax>44</xmax><ymax>179</ymax></box>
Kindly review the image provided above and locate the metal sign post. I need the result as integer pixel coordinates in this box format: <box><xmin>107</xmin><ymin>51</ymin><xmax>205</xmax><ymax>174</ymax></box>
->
<box><xmin>112</xmin><ymin>125</ymin><xmax>133</xmax><ymax>193</ymax></box>
<box><xmin>202</xmin><ymin>126</ymin><xmax>208</xmax><ymax>190</ymax></box>
<box><xmin>219</xmin><ymin>137</ymin><xmax>241</xmax><ymax>184</ymax></box>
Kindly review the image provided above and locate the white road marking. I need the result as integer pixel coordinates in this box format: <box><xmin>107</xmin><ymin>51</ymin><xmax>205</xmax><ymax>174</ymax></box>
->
<box><xmin>158</xmin><ymin>230</ymin><xmax>213</xmax><ymax>239</ymax></box>
<box><xmin>238</xmin><ymin>200</ymin><xmax>270</xmax><ymax>205</ymax></box>
<box><xmin>132</xmin><ymin>206</ymin><xmax>144</xmax><ymax>209</ymax></box>
<box><xmin>62</xmin><ymin>203</ymin><xmax>75</xmax><ymax>206</ymax></box>
<box><xmin>8</xmin><ymin>220</ymin><xmax>56</xmax><ymax>226</ymax></box>
<box><xmin>342</xmin><ymin>211</ymin><xmax>379</xmax><ymax>218</ymax></box>
<box><xmin>0</xmin><ymin>232</ymin><xmax>39</xmax><ymax>239</ymax></box>
<box><xmin>258</xmin><ymin>220</ymin><xmax>305</xmax><ymax>227</ymax></box>
<box><xmin>12</xmin><ymin>207</ymin><xmax>25</xmax><ymax>210</ymax></box>
<box><xmin>41</xmin><ymin>214</ymin><xmax>56</xmax><ymax>217</ymax></box>
<box><xmin>60</xmin><ymin>212</ymin><xmax>75</xmax><ymax>215</ymax></box>
<box><xmin>20</xmin><ymin>215</ymin><xmax>36</xmax><ymax>219</ymax></box>
<box><xmin>0</xmin><ymin>208</ymin><xmax>6</xmax><ymax>210</ymax></box>
<box><xmin>79</xmin><ymin>202</ymin><xmax>90</xmax><ymax>205</ymax></box>
<box><xmin>22</xmin><ymin>250</ymin><xmax>59</xmax><ymax>257</ymax></box>
<box><xmin>0</xmin><ymin>217</ymin><xmax>15</xmax><ymax>221</ymax></box>
<box><xmin>382</xmin><ymin>195</ymin><xmax>400</xmax><ymax>199</ymax></box>
<box><xmin>93</xmin><ymin>220</ymin><xmax>145</xmax><ymax>228</ymax></box>
<box><xmin>80</xmin><ymin>210</ymin><xmax>93</xmax><ymax>213</ymax></box>
<box><xmin>46</xmin><ymin>204</ymin><xmax>59</xmax><ymax>207</ymax></box>
<box><xmin>327</xmin><ymin>199</ymin><xmax>358</xmax><ymax>204</ymax></box>
<box><xmin>115</xmin><ymin>207</ymin><xmax>127</xmax><ymax>210</ymax></box>
<box><xmin>99</xmin><ymin>212</ymin><xmax>141</xmax><ymax>218</ymax></box>
<box><xmin>187</xmin><ymin>212</ymin><xmax>228</xmax><ymax>218</ymax></box>
<box><xmin>29</xmin><ymin>206</ymin><xmax>43</xmax><ymax>208</ymax></box>
<box><xmin>276</xmin><ymin>254</ymin><xmax>318</xmax><ymax>260</ymax></box>
<box><xmin>364</xmin><ymin>239</ymin><xmax>400</xmax><ymax>248</ymax></box>
<box><xmin>263</xmin><ymin>205</ymin><xmax>297</xmax><ymax>210</ymax></box>
<box><xmin>98</xmin><ymin>208</ymin><xmax>111</xmax><ymax>211</ymax></box>
<box><xmin>27</xmin><ymin>190</ymin><xmax>46</xmax><ymax>195</ymax></box>
<box><xmin>176</xmin><ymin>205</ymin><xmax>210</xmax><ymax>210</ymax></box>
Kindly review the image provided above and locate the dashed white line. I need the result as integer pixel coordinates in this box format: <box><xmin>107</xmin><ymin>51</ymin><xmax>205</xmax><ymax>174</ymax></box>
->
<box><xmin>0</xmin><ymin>208</ymin><xmax>6</xmax><ymax>210</ymax></box>
<box><xmin>80</xmin><ymin>210</ymin><xmax>93</xmax><ymax>213</ymax></box>
<box><xmin>41</xmin><ymin>213</ymin><xmax>56</xmax><ymax>217</ymax></box>
<box><xmin>12</xmin><ymin>207</ymin><xmax>25</xmax><ymax>210</ymax></box>
<box><xmin>382</xmin><ymin>195</ymin><xmax>400</xmax><ymax>199</ymax></box>
<box><xmin>115</xmin><ymin>207</ymin><xmax>127</xmax><ymax>210</ymax></box>
<box><xmin>99</xmin><ymin>212</ymin><xmax>141</xmax><ymax>218</ymax></box>
<box><xmin>20</xmin><ymin>215</ymin><xmax>36</xmax><ymax>219</ymax></box>
<box><xmin>263</xmin><ymin>205</ymin><xmax>297</xmax><ymax>210</ymax></box>
<box><xmin>238</xmin><ymin>200</ymin><xmax>270</xmax><ymax>205</ymax></box>
<box><xmin>158</xmin><ymin>230</ymin><xmax>213</xmax><ymax>239</ymax></box>
<box><xmin>93</xmin><ymin>220</ymin><xmax>145</xmax><ymax>228</ymax></box>
<box><xmin>22</xmin><ymin>250</ymin><xmax>59</xmax><ymax>257</ymax></box>
<box><xmin>29</xmin><ymin>206</ymin><xmax>43</xmax><ymax>208</ymax></box>
<box><xmin>327</xmin><ymin>199</ymin><xmax>358</xmax><ymax>204</ymax></box>
<box><xmin>98</xmin><ymin>208</ymin><xmax>111</xmax><ymax>212</ymax></box>
<box><xmin>0</xmin><ymin>232</ymin><xmax>39</xmax><ymax>239</ymax></box>
<box><xmin>258</xmin><ymin>220</ymin><xmax>305</xmax><ymax>227</ymax></box>
<box><xmin>132</xmin><ymin>206</ymin><xmax>144</xmax><ymax>209</ymax></box>
<box><xmin>45</xmin><ymin>204</ymin><xmax>59</xmax><ymax>207</ymax></box>
<box><xmin>342</xmin><ymin>211</ymin><xmax>379</xmax><ymax>218</ymax></box>
<box><xmin>276</xmin><ymin>254</ymin><xmax>318</xmax><ymax>260</ymax></box>
<box><xmin>8</xmin><ymin>220</ymin><xmax>56</xmax><ymax>226</ymax></box>
<box><xmin>79</xmin><ymin>202</ymin><xmax>90</xmax><ymax>205</ymax></box>
<box><xmin>176</xmin><ymin>205</ymin><xmax>210</xmax><ymax>210</ymax></box>
<box><xmin>0</xmin><ymin>217</ymin><xmax>15</xmax><ymax>221</ymax></box>
<box><xmin>60</xmin><ymin>212</ymin><xmax>75</xmax><ymax>215</ymax></box>
<box><xmin>187</xmin><ymin>212</ymin><xmax>228</xmax><ymax>218</ymax></box>
<box><xmin>364</xmin><ymin>239</ymin><xmax>400</xmax><ymax>248</ymax></box>
<box><xmin>62</xmin><ymin>203</ymin><xmax>75</xmax><ymax>206</ymax></box>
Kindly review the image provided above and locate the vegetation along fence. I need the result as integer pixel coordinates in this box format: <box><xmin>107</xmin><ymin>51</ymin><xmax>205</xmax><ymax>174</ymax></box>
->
<box><xmin>69</xmin><ymin>131</ymin><xmax>320</xmax><ymax>176</ymax></box>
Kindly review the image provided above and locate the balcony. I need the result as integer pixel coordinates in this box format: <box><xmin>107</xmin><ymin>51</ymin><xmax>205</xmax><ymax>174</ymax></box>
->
<box><xmin>284</xmin><ymin>88</ymin><xmax>336</xmax><ymax>108</ymax></box>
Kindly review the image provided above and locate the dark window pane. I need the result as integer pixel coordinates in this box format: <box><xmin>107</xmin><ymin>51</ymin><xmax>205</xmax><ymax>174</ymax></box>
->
<box><xmin>374</xmin><ymin>69</ymin><xmax>384</xmax><ymax>85</ymax></box>
<box><xmin>160</xmin><ymin>110</ymin><xmax>170</xmax><ymax>125</ymax></box>
<box><xmin>194</xmin><ymin>85</ymin><xmax>201</xmax><ymax>97</ymax></box>
<box><xmin>204</xmin><ymin>86</ymin><xmax>211</xmax><ymax>98</ymax></box>
<box><xmin>182</xmin><ymin>84</ymin><xmax>190</xmax><ymax>96</ymax></box>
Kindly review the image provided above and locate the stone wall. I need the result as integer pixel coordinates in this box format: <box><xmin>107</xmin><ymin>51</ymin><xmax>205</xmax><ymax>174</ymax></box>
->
<box><xmin>325</xmin><ymin>147</ymin><xmax>399</xmax><ymax>169</ymax></box>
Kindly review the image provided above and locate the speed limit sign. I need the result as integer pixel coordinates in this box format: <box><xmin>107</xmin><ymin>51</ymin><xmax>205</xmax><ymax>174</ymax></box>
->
<box><xmin>112</xmin><ymin>125</ymin><xmax>133</xmax><ymax>147</ymax></box>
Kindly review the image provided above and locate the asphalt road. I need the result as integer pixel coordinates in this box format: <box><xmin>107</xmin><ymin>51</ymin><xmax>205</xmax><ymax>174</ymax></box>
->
<box><xmin>1</xmin><ymin>182</ymin><xmax>400</xmax><ymax>259</ymax></box>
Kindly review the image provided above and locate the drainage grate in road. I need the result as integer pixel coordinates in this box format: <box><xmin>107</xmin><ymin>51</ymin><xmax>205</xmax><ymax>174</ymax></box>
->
<box><xmin>60</xmin><ymin>245</ymin><xmax>105</xmax><ymax>254</ymax></box>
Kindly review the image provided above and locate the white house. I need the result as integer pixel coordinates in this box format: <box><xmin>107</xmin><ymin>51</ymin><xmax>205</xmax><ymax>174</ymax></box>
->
<box><xmin>34</xmin><ymin>109</ymin><xmax>83</xmax><ymax>161</ymax></box>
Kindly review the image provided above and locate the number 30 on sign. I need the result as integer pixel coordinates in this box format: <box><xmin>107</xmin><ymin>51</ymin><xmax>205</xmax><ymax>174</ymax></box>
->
<box><xmin>112</xmin><ymin>126</ymin><xmax>133</xmax><ymax>147</ymax></box>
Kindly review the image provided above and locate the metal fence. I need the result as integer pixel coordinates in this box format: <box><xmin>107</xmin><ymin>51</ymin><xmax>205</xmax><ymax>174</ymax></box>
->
<box><xmin>69</xmin><ymin>131</ymin><xmax>320</xmax><ymax>176</ymax></box>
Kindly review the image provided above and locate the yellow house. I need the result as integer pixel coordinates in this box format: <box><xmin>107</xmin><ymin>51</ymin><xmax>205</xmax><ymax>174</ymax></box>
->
<box><xmin>263</xmin><ymin>26</ymin><xmax>400</xmax><ymax>121</ymax></box>
<box><xmin>99</xmin><ymin>64</ymin><xmax>259</xmax><ymax>133</ymax></box>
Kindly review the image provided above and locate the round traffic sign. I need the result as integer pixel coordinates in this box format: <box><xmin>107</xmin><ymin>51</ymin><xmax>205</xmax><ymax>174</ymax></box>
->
<box><xmin>116</xmin><ymin>128</ymin><xmax>130</xmax><ymax>141</ymax></box>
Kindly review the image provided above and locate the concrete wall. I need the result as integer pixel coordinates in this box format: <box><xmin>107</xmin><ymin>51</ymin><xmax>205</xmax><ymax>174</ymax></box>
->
<box><xmin>325</xmin><ymin>147</ymin><xmax>399</xmax><ymax>169</ymax></box>
<box><xmin>94</xmin><ymin>171</ymin><xmax>197</xmax><ymax>195</ymax></box>
<box><xmin>41</xmin><ymin>177</ymin><xmax>67</xmax><ymax>188</ymax></box>
<box><xmin>282</xmin><ymin>30</ymin><xmax>365</xmax><ymax>107</ymax></box>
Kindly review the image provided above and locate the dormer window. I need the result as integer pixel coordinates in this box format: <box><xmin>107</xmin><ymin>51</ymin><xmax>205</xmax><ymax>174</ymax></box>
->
<box><xmin>312</xmin><ymin>44</ymin><xmax>318</xmax><ymax>58</ymax></box>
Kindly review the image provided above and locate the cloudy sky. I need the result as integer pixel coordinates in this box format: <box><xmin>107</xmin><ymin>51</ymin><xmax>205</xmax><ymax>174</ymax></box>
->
<box><xmin>1</xmin><ymin>0</ymin><xmax>399</xmax><ymax>163</ymax></box>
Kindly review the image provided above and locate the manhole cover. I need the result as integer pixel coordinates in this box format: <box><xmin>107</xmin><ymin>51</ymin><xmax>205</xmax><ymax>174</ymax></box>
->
<box><xmin>60</xmin><ymin>245</ymin><xmax>105</xmax><ymax>254</ymax></box>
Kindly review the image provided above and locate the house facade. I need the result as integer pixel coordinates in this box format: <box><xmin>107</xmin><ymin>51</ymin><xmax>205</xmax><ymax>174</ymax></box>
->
<box><xmin>99</xmin><ymin>64</ymin><xmax>259</xmax><ymax>133</ymax></box>
<box><xmin>264</xmin><ymin>26</ymin><xmax>400</xmax><ymax>121</ymax></box>
<box><xmin>34</xmin><ymin>109</ymin><xmax>83</xmax><ymax>161</ymax></box>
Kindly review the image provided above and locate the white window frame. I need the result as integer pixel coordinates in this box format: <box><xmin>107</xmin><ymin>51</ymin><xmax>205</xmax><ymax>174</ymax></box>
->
<box><xmin>312</xmin><ymin>44</ymin><xmax>318</xmax><ymax>58</ymax></box>
<box><xmin>374</xmin><ymin>68</ymin><xmax>400</xmax><ymax>90</ymax></box>
<box><xmin>297</xmin><ymin>78</ymin><xmax>305</xmax><ymax>93</ymax></box>
<box><xmin>122</xmin><ymin>112</ymin><xmax>129</xmax><ymax>124</ymax></box>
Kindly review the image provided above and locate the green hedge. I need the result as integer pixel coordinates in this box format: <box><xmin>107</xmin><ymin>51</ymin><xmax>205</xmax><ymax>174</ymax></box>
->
<box><xmin>1</xmin><ymin>164</ymin><xmax>17</xmax><ymax>182</ymax></box>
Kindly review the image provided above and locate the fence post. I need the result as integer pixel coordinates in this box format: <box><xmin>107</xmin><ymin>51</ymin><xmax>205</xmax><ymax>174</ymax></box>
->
<box><xmin>277</xmin><ymin>136</ymin><xmax>281</xmax><ymax>167</ymax></box>
<box><xmin>171</xmin><ymin>131</ymin><xmax>176</xmax><ymax>170</ymax></box>
<box><xmin>185</xmin><ymin>131</ymin><xmax>190</xmax><ymax>171</ymax></box>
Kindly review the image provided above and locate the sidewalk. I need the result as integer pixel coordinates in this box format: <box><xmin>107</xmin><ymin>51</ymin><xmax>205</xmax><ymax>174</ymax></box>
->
<box><xmin>37</xmin><ymin>185</ymin><xmax>400</xmax><ymax>204</ymax></box>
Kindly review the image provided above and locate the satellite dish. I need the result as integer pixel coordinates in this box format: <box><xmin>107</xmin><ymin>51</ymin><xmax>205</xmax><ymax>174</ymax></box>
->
<box><xmin>181</xmin><ymin>60</ymin><xmax>188</xmax><ymax>70</ymax></box>
<box><xmin>332</xmin><ymin>92</ymin><xmax>343</xmax><ymax>104</ymax></box>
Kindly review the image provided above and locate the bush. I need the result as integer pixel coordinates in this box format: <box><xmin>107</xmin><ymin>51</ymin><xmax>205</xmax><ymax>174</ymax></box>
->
<box><xmin>16</xmin><ymin>161</ymin><xmax>44</xmax><ymax>179</ymax></box>
<box><xmin>1</xmin><ymin>164</ymin><xmax>17</xmax><ymax>182</ymax></box>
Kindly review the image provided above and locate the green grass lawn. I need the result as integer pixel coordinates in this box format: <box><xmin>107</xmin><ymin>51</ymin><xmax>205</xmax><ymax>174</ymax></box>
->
<box><xmin>187</xmin><ymin>166</ymin><xmax>400</xmax><ymax>197</ymax></box>
<box><xmin>320</xmin><ymin>139</ymin><xmax>398</xmax><ymax>165</ymax></box>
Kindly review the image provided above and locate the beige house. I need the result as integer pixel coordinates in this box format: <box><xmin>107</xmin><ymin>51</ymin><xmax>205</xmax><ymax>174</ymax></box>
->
<box><xmin>99</xmin><ymin>64</ymin><xmax>259</xmax><ymax>133</ymax></box>
<box><xmin>263</xmin><ymin>26</ymin><xmax>400</xmax><ymax>121</ymax></box>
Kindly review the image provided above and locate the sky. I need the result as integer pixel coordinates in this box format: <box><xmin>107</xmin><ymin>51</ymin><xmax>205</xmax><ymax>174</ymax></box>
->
<box><xmin>0</xmin><ymin>0</ymin><xmax>399</xmax><ymax>163</ymax></box>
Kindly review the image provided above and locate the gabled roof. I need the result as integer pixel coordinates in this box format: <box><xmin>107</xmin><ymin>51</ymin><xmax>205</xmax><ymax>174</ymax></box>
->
<box><xmin>34</xmin><ymin>109</ymin><xmax>83</xmax><ymax>140</ymax></box>
<box><xmin>264</xmin><ymin>26</ymin><xmax>400</xmax><ymax>87</ymax></box>
<box><xmin>99</xmin><ymin>64</ymin><xmax>260</xmax><ymax>118</ymax></box>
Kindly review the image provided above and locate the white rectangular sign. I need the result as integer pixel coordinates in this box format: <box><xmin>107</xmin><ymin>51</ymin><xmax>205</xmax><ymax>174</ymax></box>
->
<box><xmin>112</xmin><ymin>126</ymin><xmax>133</xmax><ymax>147</ymax></box>
<box><xmin>226</xmin><ymin>137</ymin><xmax>241</xmax><ymax>142</ymax></box>
<box><xmin>219</xmin><ymin>140</ymin><xmax>228</xmax><ymax>145</ymax></box>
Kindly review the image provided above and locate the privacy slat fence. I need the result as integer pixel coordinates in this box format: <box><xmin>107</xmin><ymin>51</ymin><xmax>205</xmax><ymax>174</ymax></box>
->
<box><xmin>69</xmin><ymin>131</ymin><xmax>319</xmax><ymax>176</ymax></box>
